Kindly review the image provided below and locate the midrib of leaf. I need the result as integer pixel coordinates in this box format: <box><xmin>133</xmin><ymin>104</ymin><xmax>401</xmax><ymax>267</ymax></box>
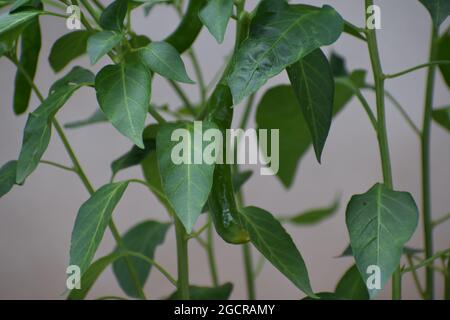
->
<box><xmin>242</xmin><ymin>212</ymin><xmax>299</xmax><ymax>284</ymax></box>
<box><xmin>298</xmin><ymin>60</ymin><xmax>319</xmax><ymax>147</ymax></box>
<box><xmin>74</xmin><ymin>188</ymin><xmax>121</xmax><ymax>269</ymax></box>
<box><xmin>147</xmin><ymin>47</ymin><xmax>183</xmax><ymax>79</ymax></box>
<box><xmin>120</xmin><ymin>64</ymin><xmax>138</xmax><ymax>139</ymax></box>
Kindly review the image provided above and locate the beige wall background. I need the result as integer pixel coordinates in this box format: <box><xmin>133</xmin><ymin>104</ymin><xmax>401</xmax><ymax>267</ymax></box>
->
<box><xmin>0</xmin><ymin>0</ymin><xmax>449</xmax><ymax>299</ymax></box>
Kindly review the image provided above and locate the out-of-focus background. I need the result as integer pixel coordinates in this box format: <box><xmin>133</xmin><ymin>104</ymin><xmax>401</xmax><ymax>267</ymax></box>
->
<box><xmin>0</xmin><ymin>0</ymin><xmax>449</xmax><ymax>299</ymax></box>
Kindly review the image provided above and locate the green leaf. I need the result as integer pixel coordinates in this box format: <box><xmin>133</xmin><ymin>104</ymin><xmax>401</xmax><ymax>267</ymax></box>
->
<box><xmin>113</xmin><ymin>220</ymin><xmax>170</xmax><ymax>298</ymax></box>
<box><xmin>240</xmin><ymin>206</ymin><xmax>315</xmax><ymax>297</ymax></box>
<box><xmin>432</xmin><ymin>106</ymin><xmax>450</xmax><ymax>131</ymax></box>
<box><xmin>10</xmin><ymin>0</ymin><xmax>33</xmax><ymax>12</ymax></box>
<box><xmin>0</xmin><ymin>161</ymin><xmax>18</xmax><ymax>198</ymax></box>
<box><xmin>0</xmin><ymin>9</ymin><xmax>41</xmax><ymax>36</ymax></box>
<box><xmin>199</xmin><ymin>0</ymin><xmax>232</xmax><ymax>44</ymax></box>
<box><xmin>16</xmin><ymin>67</ymin><xmax>94</xmax><ymax>184</ymax></box>
<box><xmin>64</xmin><ymin>109</ymin><xmax>108</xmax><ymax>129</ymax></box>
<box><xmin>232</xmin><ymin>170</ymin><xmax>252</xmax><ymax>192</ymax></box>
<box><xmin>287</xmin><ymin>49</ymin><xmax>335</xmax><ymax>162</ymax></box>
<box><xmin>227</xmin><ymin>2</ymin><xmax>343</xmax><ymax>103</ymax></box>
<box><xmin>335</xmin><ymin>264</ymin><xmax>369</xmax><ymax>300</ymax></box>
<box><xmin>256</xmin><ymin>85</ymin><xmax>311</xmax><ymax>188</ymax></box>
<box><xmin>156</xmin><ymin>121</ymin><xmax>217</xmax><ymax>233</ymax></box>
<box><xmin>138</xmin><ymin>42</ymin><xmax>194</xmax><ymax>84</ymax></box>
<box><xmin>111</xmin><ymin>139</ymin><xmax>156</xmax><ymax>176</ymax></box>
<box><xmin>67</xmin><ymin>252</ymin><xmax>126</xmax><ymax>300</ymax></box>
<box><xmin>95</xmin><ymin>60</ymin><xmax>151</xmax><ymax>149</ymax></box>
<box><xmin>284</xmin><ymin>197</ymin><xmax>339</xmax><ymax>226</ymax></box>
<box><xmin>419</xmin><ymin>0</ymin><xmax>450</xmax><ymax>27</ymax></box>
<box><xmin>302</xmin><ymin>292</ymin><xmax>342</xmax><ymax>300</ymax></box>
<box><xmin>100</xmin><ymin>0</ymin><xmax>127</xmax><ymax>32</ymax></box>
<box><xmin>168</xmin><ymin>283</ymin><xmax>233</xmax><ymax>300</ymax></box>
<box><xmin>87</xmin><ymin>31</ymin><xmax>123</xmax><ymax>65</ymax></box>
<box><xmin>12</xmin><ymin>9</ymin><xmax>40</xmax><ymax>115</ymax></box>
<box><xmin>345</xmin><ymin>183</ymin><xmax>419</xmax><ymax>298</ymax></box>
<box><xmin>49</xmin><ymin>30</ymin><xmax>92</xmax><ymax>72</ymax></box>
<box><xmin>438</xmin><ymin>32</ymin><xmax>450</xmax><ymax>88</ymax></box>
<box><xmin>70</xmin><ymin>181</ymin><xmax>129</xmax><ymax>274</ymax></box>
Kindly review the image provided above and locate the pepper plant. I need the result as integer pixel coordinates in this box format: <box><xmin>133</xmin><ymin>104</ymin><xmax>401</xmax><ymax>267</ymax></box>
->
<box><xmin>0</xmin><ymin>0</ymin><xmax>449</xmax><ymax>300</ymax></box>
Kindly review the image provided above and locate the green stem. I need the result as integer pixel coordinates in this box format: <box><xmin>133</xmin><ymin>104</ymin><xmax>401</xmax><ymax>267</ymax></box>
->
<box><xmin>243</xmin><ymin>243</ymin><xmax>255</xmax><ymax>300</ymax></box>
<box><xmin>206</xmin><ymin>217</ymin><xmax>219</xmax><ymax>286</ymax></box>
<box><xmin>384</xmin><ymin>61</ymin><xmax>450</xmax><ymax>79</ymax></box>
<box><xmin>148</xmin><ymin>105</ymin><xmax>167</xmax><ymax>124</ymax></box>
<box><xmin>432</xmin><ymin>212</ymin><xmax>450</xmax><ymax>227</ymax></box>
<box><xmin>421</xmin><ymin>25</ymin><xmax>439</xmax><ymax>300</ymax></box>
<box><xmin>168</xmin><ymin>80</ymin><xmax>196</xmax><ymax>116</ymax></box>
<box><xmin>239</xmin><ymin>93</ymin><xmax>256</xmax><ymax>130</ymax></box>
<box><xmin>364</xmin><ymin>85</ymin><xmax>421</xmax><ymax>137</ymax></box>
<box><xmin>188</xmin><ymin>49</ymin><xmax>207</xmax><ymax>107</ymax></box>
<box><xmin>40</xmin><ymin>160</ymin><xmax>75</xmax><ymax>172</ymax></box>
<box><xmin>79</xmin><ymin>0</ymin><xmax>101</xmax><ymax>24</ymax></box>
<box><xmin>406</xmin><ymin>254</ymin><xmax>426</xmax><ymax>299</ymax></box>
<box><xmin>402</xmin><ymin>248</ymin><xmax>450</xmax><ymax>274</ymax></box>
<box><xmin>174</xmin><ymin>217</ymin><xmax>190</xmax><ymax>299</ymax></box>
<box><xmin>11</xmin><ymin>57</ymin><xmax>147</xmax><ymax>300</ymax></box>
<box><xmin>365</xmin><ymin>0</ymin><xmax>399</xmax><ymax>300</ymax></box>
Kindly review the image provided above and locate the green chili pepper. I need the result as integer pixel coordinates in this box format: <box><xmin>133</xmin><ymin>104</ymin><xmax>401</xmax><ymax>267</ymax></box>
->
<box><xmin>164</xmin><ymin>0</ymin><xmax>207</xmax><ymax>54</ymax></box>
<box><xmin>206</xmin><ymin>84</ymin><xmax>250</xmax><ymax>244</ymax></box>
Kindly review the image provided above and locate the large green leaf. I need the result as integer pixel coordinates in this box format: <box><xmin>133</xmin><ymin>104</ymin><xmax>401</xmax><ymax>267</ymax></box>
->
<box><xmin>0</xmin><ymin>161</ymin><xmax>18</xmax><ymax>198</ymax></box>
<box><xmin>64</xmin><ymin>109</ymin><xmax>108</xmax><ymax>129</ymax></box>
<box><xmin>287</xmin><ymin>49</ymin><xmax>335</xmax><ymax>162</ymax></box>
<box><xmin>138</xmin><ymin>41</ymin><xmax>194</xmax><ymax>84</ymax></box>
<box><xmin>227</xmin><ymin>1</ymin><xmax>343</xmax><ymax>103</ymax></box>
<box><xmin>345</xmin><ymin>183</ymin><xmax>419</xmax><ymax>298</ymax></box>
<box><xmin>168</xmin><ymin>283</ymin><xmax>233</xmax><ymax>300</ymax></box>
<box><xmin>70</xmin><ymin>181</ymin><xmax>129</xmax><ymax>274</ymax></box>
<box><xmin>16</xmin><ymin>67</ymin><xmax>94</xmax><ymax>184</ymax></box>
<box><xmin>240</xmin><ymin>206</ymin><xmax>315</xmax><ymax>297</ymax></box>
<box><xmin>199</xmin><ymin>0</ymin><xmax>232</xmax><ymax>43</ymax></box>
<box><xmin>156</xmin><ymin>121</ymin><xmax>217</xmax><ymax>233</ymax></box>
<box><xmin>438</xmin><ymin>32</ymin><xmax>450</xmax><ymax>88</ymax></box>
<box><xmin>95</xmin><ymin>60</ymin><xmax>151</xmax><ymax>149</ymax></box>
<box><xmin>12</xmin><ymin>4</ymin><xmax>41</xmax><ymax>115</ymax></box>
<box><xmin>283</xmin><ymin>197</ymin><xmax>339</xmax><ymax>226</ymax></box>
<box><xmin>419</xmin><ymin>0</ymin><xmax>450</xmax><ymax>27</ymax></box>
<box><xmin>49</xmin><ymin>30</ymin><xmax>92</xmax><ymax>72</ymax></box>
<box><xmin>338</xmin><ymin>244</ymin><xmax>423</xmax><ymax>258</ymax></box>
<box><xmin>113</xmin><ymin>220</ymin><xmax>170</xmax><ymax>298</ymax></box>
<box><xmin>111</xmin><ymin>139</ymin><xmax>156</xmax><ymax>177</ymax></box>
<box><xmin>432</xmin><ymin>106</ymin><xmax>450</xmax><ymax>132</ymax></box>
<box><xmin>67</xmin><ymin>252</ymin><xmax>126</xmax><ymax>300</ymax></box>
<box><xmin>0</xmin><ymin>10</ymin><xmax>41</xmax><ymax>36</ymax></box>
<box><xmin>87</xmin><ymin>31</ymin><xmax>123</xmax><ymax>65</ymax></box>
<box><xmin>100</xmin><ymin>0</ymin><xmax>127</xmax><ymax>32</ymax></box>
<box><xmin>256</xmin><ymin>85</ymin><xmax>311</xmax><ymax>188</ymax></box>
<box><xmin>335</xmin><ymin>264</ymin><xmax>369</xmax><ymax>300</ymax></box>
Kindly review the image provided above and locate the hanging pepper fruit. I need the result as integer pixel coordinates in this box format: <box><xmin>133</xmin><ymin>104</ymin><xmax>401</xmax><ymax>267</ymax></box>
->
<box><xmin>205</xmin><ymin>84</ymin><xmax>250</xmax><ymax>244</ymax></box>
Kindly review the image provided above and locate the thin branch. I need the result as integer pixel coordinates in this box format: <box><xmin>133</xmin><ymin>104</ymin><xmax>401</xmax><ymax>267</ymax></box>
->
<box><xmin>168</xmin><ymin>80</ymin><xmax>196</xmax><ymax>116</ymax></box>
<box><xmin>384</xmin><ymin>60</ymin><xmax>450</xmax><ymax>79</ymax></box>
<box><xmin>402</xmin><ymin>248</ymin><xmax>450</xmax><ymax>274</ymax></box>
<box><xmin>432</xmin><ymin>212</ymin><xmax>450</xmax><ymax>227</ymax></box>
<box><xmin>40</xmin><ymin>160</ymin><xmax>76</xmax><ymax>172</ymax></box>
<box><xmin>406</xmin><ymin>254</ymin><xmax>426</xmax><ymax>299</ymax></box>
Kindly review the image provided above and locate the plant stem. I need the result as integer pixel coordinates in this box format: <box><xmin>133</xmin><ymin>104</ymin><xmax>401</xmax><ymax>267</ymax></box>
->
<box><xmin>421</xmin><ymin>25</ymin><xmax>439</xmax><ymax>300</ymax></box>
<box><xmin>406</xmin><ymin>254</ymin><xmax>426</xmax><ymax>298</ymax></box>
<box><xmin>79</xmin><ymin>0</ymin><xmax>100</xmax><ymax>24</ymax></box>
<box><xmin>40</xmin><ymin>160</ymin><xmax>75</xmax><ymax>172</ymax></box>
<box><xmin>11</xmin><ymin>57</ymin><xmax>147</xmax><ymax>300</ymax></box>
<box><xmin>365</xmin><ymin>0</ymin><xmax>399</xmax><ymax>300</ymax></box>
<box><xmin>168</xmin><ymin>80</ymin><xmax>196</xmax><ymax>116</ymax></box>
<box><xmin>174</xmin><ymin>217</ymin><xmax>190</xmax><ymax>299</ymax></box>
<box><xmin>432</xmin><ymin>211</ymin><xmax>450</xmax><ymax>227</ymax></box>
<box><xmin>243</xmin><ymin>243</ymin><xmax>255</xmax><ymax>299</ymax></box>
<box><xmin>402</xmin><ymin>248</ymin><xmax>450</xmax><ymax>274</ymax></box>
<box><xmin>384</xmin><ymin>61</ymin><xmax>450</xmax><ymax>79</ymax></box>
<box><xmin>188</xmin><ymin>49</ymin><xmax>207</xmax><ymax>106</ymax></box>
<box><xmin>206</xmin><ymin>217</ymin><xmax>219</xmax><ymax>286</ymax></box>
